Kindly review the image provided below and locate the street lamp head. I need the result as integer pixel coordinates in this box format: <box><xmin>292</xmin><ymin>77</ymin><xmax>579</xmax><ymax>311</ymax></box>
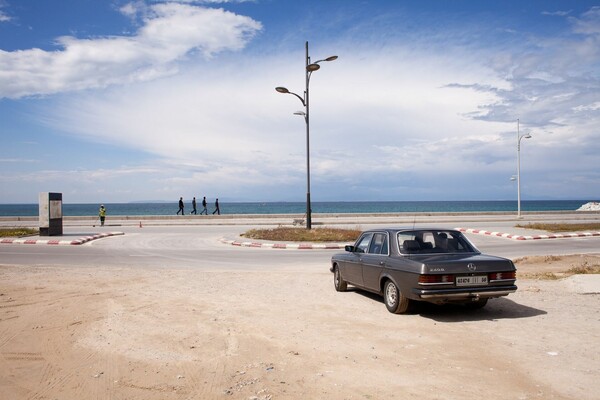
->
<box><xmin>325</xmin><ymin>55</ymin><xmax>338</xmax><ymax>62</ymax></box>
<box><xmin>275</xmin><ymin>87</ymin><xmax>290</xmax><ymax>94</ymax></box>
<box><xmin>293</xmin><ymin>111</ymin><xmax>306</xmax><ymax>116</ymax></box>
<box><xmin>524</xmin><ymin>134</ymin><xmax>532</xmax><ymax>139</ymax></box>
<box><xmin>306</xmin><ymin>63</ymin><xmax>321</xmax><ymax>72</ymax></box>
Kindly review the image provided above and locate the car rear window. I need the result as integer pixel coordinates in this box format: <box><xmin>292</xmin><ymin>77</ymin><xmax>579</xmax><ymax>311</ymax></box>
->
<box><xmin>397</xmin><ymin>230</ymin><xmax>476</xmax><ymax>254</ymax></box>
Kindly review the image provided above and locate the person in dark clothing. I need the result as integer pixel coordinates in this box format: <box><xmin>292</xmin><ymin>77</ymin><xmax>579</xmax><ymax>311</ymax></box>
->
<box><xmin>212</xmin><ymin>198</ymin><xmax>221</xmax><ymax>215</ymax></box>
<box><xmin>191</xmin><ymin>197</ymin><xmax>197</xmax><ymax>214</ymax></box>
<box><xmin>201</xmin><ymin>196</ymin><xmax>208</xmax><ymax>215</ymax></box>
<box><xmin>177</xmin><ymin>197</ymin><xmax>185</xmax><ymax>215</ymax></box>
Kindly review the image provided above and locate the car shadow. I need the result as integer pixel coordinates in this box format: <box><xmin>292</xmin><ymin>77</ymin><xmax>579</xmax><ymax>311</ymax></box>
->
<box><xmin>348</xmin><ymin>288</ymin><xmax>546</xmax><ymax>321</ymax></box>
<box><xmin>416</xmin><ymin>298</ymin><xmax>546</xmax><ymax>322</ymax></box>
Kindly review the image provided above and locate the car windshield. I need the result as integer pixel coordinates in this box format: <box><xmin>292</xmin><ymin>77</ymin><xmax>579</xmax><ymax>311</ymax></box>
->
<box><xmin>397</xmin><ymin>230</ymin><xmax>477</xmax><ymax>254</ymax></box>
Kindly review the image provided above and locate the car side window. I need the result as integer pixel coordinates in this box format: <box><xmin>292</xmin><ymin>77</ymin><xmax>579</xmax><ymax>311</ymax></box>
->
<box><xmin>355</xmin><ymin>233</ymin><xmax>373</xmax><ymax>253</ymax></box>
<box><xmin>368</xmin><ymin>233</ymin><xmax>388</xmax><ymax>255</ymax></box>
<box><xmin>381</xmin><ymin>235</ymin><xmax>389</xmax><ymax>254</ymax></box>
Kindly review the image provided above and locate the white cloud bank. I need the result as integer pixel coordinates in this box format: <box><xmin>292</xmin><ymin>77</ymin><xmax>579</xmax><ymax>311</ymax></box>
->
<box><xmin>0</xmin><ymin>2</ymin><xmax>262</xmax><ymax>99</ymax></box>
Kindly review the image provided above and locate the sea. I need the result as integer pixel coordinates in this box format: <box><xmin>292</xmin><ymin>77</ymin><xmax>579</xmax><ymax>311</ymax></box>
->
<box><xmin>0</xmin><ymin>200</ymin><xmax>595</xmax><ymax>217</ymax></box>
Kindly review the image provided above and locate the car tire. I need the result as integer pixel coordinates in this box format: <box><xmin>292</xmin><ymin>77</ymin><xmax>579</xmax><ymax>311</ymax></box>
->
<box><xmin>464</xmin><ymin>298</ymin><xmax>488</xmax><ymax>309</ymax></box>
<box><xmin>333</xmin><ymin>265</ymin><xmax>347</xmax><ymax>292</ymax></box>
<box><xmin>383</xmin><ymin>280</ymin><xmax>411</xmax><ymax>314</ymax></box>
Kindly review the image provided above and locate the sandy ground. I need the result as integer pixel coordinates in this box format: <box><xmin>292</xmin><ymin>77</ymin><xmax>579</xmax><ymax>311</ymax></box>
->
<box><xmin>1</xmin><ymin>255</ymin><xmax>599</xmax><ymax>400</ymax></box>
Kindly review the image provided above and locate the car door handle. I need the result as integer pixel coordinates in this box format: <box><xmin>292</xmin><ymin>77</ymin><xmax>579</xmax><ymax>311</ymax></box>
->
<box><xmin>379</xmin><ymin>261</ymin><xmax>386</xmax><ymax>266</ymax></box>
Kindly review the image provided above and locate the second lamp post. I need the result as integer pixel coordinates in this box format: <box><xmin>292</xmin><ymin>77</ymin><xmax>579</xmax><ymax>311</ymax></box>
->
<box><xmin>276</xmin><ymin>41</ymin><xmax>337</xmax><ymax>229</ymax></box>
<box><xmin>516</xmin><ymin>118</ymin><xmax>532</xmax><ymax>218</ymax></box>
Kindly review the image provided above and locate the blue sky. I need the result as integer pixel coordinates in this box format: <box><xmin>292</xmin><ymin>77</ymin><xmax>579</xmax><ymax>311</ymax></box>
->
<box><xmin>1</xmin><ymin>0</ymin><xmax>599</xmax><ymax>204</ymax></box>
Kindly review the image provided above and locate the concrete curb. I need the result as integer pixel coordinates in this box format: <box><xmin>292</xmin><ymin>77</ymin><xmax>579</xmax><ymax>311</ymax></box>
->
<box><xmin>457</xmin><ymin>228</ymin><xmax>600</xmax><ymax>241</ymax></box>
<box><xmin>0</xmin><ymin>232</ymin><xmax>125</xmax><ymax>246</ymax></box>
<box><xmin>219</xmin><ymin>238</ymin><xmax>349</xmax><ymax>250</ymax></box>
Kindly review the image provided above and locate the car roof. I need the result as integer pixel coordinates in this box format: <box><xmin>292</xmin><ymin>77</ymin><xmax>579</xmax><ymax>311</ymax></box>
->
<box><xmin>362</xmin><ymin>228</ymin><xmax>460</xmax><ymax>234</ymax></box>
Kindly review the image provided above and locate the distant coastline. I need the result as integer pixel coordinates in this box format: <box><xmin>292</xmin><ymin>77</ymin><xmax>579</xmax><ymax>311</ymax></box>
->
<box><xmin>0</xmin><ymin>200</ymin><xmax>596</xmax><ymax>217</ymax></box>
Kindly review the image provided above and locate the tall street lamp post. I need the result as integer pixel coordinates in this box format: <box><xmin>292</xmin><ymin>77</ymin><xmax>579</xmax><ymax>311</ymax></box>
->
<box><xmin>516</xmin><ymin>118</ymin><xmax>532</xmax><ymax>218</ymax></box>
<box><xmin>276</xmin><ymin>41</ymin><xmax>337</xmax><ymax>229</ymax></box>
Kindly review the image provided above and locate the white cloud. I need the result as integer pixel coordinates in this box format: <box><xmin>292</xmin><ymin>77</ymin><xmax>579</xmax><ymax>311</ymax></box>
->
<box><xmin>454</xmin><ymin>7</ymin><xmax>600</xmax><ymax>159</ymax></box>
<box><xmin>169</xmin><ymin>0</ymin><xmax>256</xmax><ymax>3</ymax></box>
<box><xmin>569</xmin><ymin>6</ymin><xmax>600</xmax><ymax>35</ymax></box>
<box><xmin>119</xmin><ymin>1</ymin><xmax>147</xmax><ymax>19</ymax></box>
<box><xmin>0</xmin><ymin>3</ymin><xmax>262</xmax><ymax>99</ymax></box>
<box><xmin>573</xmin><ymin>102</ymin><xmax>600</xmax><ymax>112</ymax></box>
<box><xmin>542</xmin><ymin>10</ymin><xmax>572</xmax><ymax>17</ymax></box>
<box><xmin>0</xmin><ymin>158</ymin><xmax>38</xmax><ymax>163</ymax></box>
<box><xmin>0</xmin><ymin>1</ymin><xmax>10</xmax><ymax>22</ymax></box>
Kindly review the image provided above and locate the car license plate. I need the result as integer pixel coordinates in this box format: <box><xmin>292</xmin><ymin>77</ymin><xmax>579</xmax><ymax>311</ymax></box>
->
<box><xmin>456</xmin><ymin>275</ymin><xmax>488</xmax><ymax>286</ymax></box>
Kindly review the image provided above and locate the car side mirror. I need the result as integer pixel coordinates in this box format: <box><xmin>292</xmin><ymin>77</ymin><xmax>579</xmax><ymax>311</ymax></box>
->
<box><xmin>345</xmin><ymin>245</ymin><xmax>355</xmax><ymax>252</ymax></box>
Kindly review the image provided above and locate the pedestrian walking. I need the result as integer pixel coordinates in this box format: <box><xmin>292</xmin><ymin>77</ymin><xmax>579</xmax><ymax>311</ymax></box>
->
<box><xmin>99</xmin><ymin>204</ymin><xmax>106</xmax><ymax>226</ymax></box>
<box><xmin>177</xmin><ymin>197</ymin><xmax>185</xmax><ymax>215</ymax></box>
<box><xmin>212</xmin><ymin>198</ymin><xmax>221</xmax><ymax>215</ymax></box>
<box><xmin>201</xmin><ymin>196</ymin><xmax>208</xmax><ymax>215</ymax></box>
<box><xmin>191</xmin><ymin>197</ymin><xmax>197</xmax><ymax>214</ymax></box>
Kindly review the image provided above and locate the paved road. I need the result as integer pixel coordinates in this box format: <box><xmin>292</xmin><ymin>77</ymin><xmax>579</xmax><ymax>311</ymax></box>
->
<box><xmin>2</xmin><ymin>219</ymin><xmax>599</xmax><ymax>269</ymax></box>
<box><xmin>1</xmin><ymin>225</ymin><xmax>325</xmax><ymax>269</ymax></box>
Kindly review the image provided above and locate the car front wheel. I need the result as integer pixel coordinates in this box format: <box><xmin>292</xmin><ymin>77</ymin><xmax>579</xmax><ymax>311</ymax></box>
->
<box><xmin>333</xmin><ymin>265</ymin><xmax>347</xmax><ymax>292</ymax></box>
<box><xmin>383</xmin><ymin>280</ymin><xmax>411</xmax><ymax>314</ymax></box>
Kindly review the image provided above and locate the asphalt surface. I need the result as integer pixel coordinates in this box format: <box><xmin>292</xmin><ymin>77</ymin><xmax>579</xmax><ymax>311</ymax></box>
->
<box><xmin>1</xmin><ymin>213</ymin><xmax>600</xmax><ymax>269</ymax></box>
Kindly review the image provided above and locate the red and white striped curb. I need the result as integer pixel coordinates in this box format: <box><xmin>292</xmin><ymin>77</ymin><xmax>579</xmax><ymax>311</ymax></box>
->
<box><xmin>220</xmin><ymin>238</ymin><xmax>349</xmax><ymax>249</ymax></box>
<box><xmin>456</xmin><ymin>228</ymin><xmax>600</xmax><ymax>241</ymax></box>
<box><xmin>0</xmin><ymin>232</ymin><xmax>124</xmax><ymax>246</ymax></box>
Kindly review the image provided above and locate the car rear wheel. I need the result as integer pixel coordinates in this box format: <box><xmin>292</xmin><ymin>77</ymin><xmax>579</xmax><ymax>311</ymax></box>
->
<box><xmin>333</xmin><ymin>265</ymin><xmax>347</xmax><ymax>292</ymax></box>
<box><xmin>383</xmin><ymin>280</ymin><xmax>411</xmax><ymax>314</ymax></box>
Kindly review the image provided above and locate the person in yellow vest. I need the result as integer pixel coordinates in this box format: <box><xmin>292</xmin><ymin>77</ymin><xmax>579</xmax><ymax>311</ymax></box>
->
<box><xmin>99</xmin><ymin>205</ymin><xmax>106</xmax><ymax>226</ymax></box>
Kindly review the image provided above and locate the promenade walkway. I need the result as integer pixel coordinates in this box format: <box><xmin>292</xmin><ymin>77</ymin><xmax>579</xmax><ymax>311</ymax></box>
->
<box><xmin>2</xmin><ymin>210</ymin><xmax>600</xmax><ymax>228</ymax></box>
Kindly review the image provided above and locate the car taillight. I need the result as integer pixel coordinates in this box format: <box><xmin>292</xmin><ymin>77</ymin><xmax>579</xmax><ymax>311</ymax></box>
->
<box><xmin>419</xmin><ymin>274</ymin><xmax>455</xmax><ymax>284</ymax></box>
<box><xmin>489</xmin><ymin>271</ymin><xmax>516</xmax><ymax>280</ymax></box>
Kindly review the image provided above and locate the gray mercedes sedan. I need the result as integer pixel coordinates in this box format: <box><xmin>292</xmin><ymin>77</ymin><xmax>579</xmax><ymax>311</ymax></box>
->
<box><xmin>330</xmin><ymin>228</ymin><xmax>517</xmax><ymax>314</ymax></box>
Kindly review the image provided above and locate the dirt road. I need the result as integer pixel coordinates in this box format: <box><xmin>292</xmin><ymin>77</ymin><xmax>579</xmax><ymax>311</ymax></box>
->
<box><xmin>1</xmin><ymin>255</ymin><xmax>598</xmax><ymax>399</ymax></box>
